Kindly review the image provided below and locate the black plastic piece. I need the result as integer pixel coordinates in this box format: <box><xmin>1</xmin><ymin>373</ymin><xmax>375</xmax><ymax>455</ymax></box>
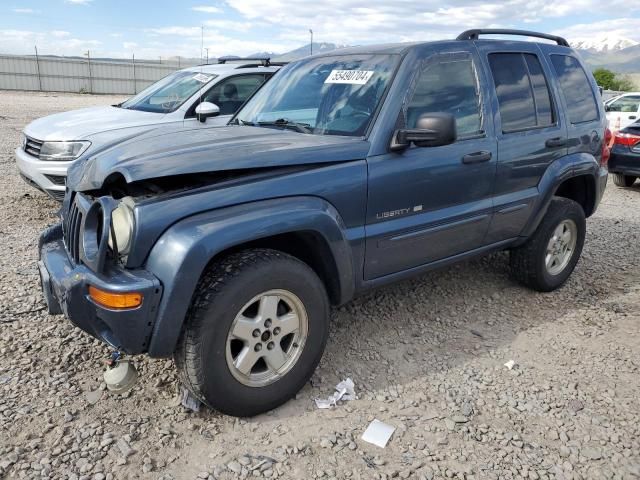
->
<box><xmin>217</xmin><ymin>56</ymin><xmax>274</xmax><ymax>66</ymax></box>
<box><xmin>457</xmin><ymin>29</ymin><xmax>570</xmax><ymax>47</ymax></box>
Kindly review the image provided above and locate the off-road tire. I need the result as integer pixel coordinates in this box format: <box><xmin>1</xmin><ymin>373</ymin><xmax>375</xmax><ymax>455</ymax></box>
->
<box><xmin>612</xmin><ymin>173</ymin><xmax>637</xmax><ymax>188</ymax></box>
<box><xmin>174</xmin><ymin>248</ymin><xmax>329</xmax><ymax>417</ymax></box>
<box><xmin>510</xmin><ymin>197</ymin><xmax>586</xmax><ymax>292</ymax></box>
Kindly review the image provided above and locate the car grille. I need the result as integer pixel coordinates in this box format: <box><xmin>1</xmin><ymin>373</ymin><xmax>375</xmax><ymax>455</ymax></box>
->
<box><xmin>49</xmin><ymin>190</ymin><xmax>66</xmax><ymax>201</ymax></box>
<box><xmin>24</xmin><ymin>136</ymin><xmax>44</xmax><ymax>158</ymax></box>
<box><xmin>64</xmin><ymin>197</ymin><xmax>83</xmax><ymax>264</ymax></box>
<box><xmin>44</xmin><ymin>174</ymin><xmax>66</xmax><ymax>186</ymax></box>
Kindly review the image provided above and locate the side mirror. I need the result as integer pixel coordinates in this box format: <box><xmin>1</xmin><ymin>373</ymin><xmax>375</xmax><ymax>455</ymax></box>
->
<box><xmin>391</xmin><ymin>112</ymin><xmax>457</xmax><ymax>151</ymax></box>
<box><xmin>604</xmin><ymin>104</ymin><xmax>611</xmax><ymax>112</ymax></box>
<box><xmin>195</xmin><ymin>102</ymin><xmax>220</xmax><ymax>123</ymax></box>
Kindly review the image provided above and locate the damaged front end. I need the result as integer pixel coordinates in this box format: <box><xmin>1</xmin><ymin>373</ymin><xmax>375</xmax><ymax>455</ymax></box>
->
<box><xmin>38</xmin><ymin>191</ymin><xmax>163</xmax><ymax>354</ymax></box>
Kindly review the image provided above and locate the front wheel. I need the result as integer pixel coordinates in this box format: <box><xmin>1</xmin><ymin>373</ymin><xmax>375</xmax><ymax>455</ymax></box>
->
<box><xmin>174</xmin><ymin>249</ymin><xmax>330</xmax><ymax>417</ymax></box>
<box><xmin>510</xmin><ymin>197</ymin><xmax>586</xmax><ymax>292</ymax></box>
<box><xmin>612</xmin><ymin>173</ymin><xmax>637</xmax><ymax>188</ymax></box>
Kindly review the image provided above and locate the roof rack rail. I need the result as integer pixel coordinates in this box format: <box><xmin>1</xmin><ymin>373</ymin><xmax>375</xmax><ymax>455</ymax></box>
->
<box><xmin>217</xmin><ymin>56</ymin><xmax>275</xmax><ymax>66</ymax></box>
<box><xmin>456</xmin><ymin>29</ymin><xmax>570</xmax><ymax>47</ymax></box>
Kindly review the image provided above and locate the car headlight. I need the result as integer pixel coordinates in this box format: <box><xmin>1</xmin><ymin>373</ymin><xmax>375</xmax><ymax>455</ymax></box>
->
<box><xmin>20</xmin><ymin>133</ymin><xmax>27</xmax><ymax>150</ymax></box>
<box><xmin>108</xmin><ymin>198</ymin><xmax>135</xmax><ymax>255</ymax></box>
<box><xmin>39</xmin><ymin>141</ymin><xmax>91</xmax><ymax>161</ymax></box>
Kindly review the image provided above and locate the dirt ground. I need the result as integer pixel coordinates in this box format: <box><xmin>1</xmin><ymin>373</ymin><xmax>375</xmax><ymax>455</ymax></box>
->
<box><xmin>0</xmin><ymin>90</ymin><xmax>638</xmax><ymax>480</ymax></box>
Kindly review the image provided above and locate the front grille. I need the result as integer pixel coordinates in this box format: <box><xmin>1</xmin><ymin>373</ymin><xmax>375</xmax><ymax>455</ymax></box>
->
<box><xmin>24</xmin><ymin>136</ymin><xmax>43</xmax><ymax>158</ymax></box>
<box><xmin>44</xmin><ymin>174</ymin><xmax>66</xmax><ymax>186</ymax></box>
<box><xmin>49</xmin><ymin>190</ymin><xmax>66</xmax><ymax>201</ymax></box>
<box><xmin>64</xmin><ymin>198</ymin><xmax>83</xmax><ymax>264</ymax></box>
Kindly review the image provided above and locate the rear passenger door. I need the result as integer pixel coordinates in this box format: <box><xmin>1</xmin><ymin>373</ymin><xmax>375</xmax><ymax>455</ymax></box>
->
<box><xmin>477</xmin><ymin>43</ymin><xmax>568</xmax><ymax>243</ymax></box>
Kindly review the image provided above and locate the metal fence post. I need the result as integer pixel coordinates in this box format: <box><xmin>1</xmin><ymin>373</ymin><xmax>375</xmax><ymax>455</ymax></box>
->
<box><xmin>34</xmin><ymin>46</ymin><xmax>42</xmax><ymax>91</ymax></box>
<box><xmin>132</xmin><ymin>54</ymin><xmax>136</xmax><ymax>94</ymax></box>
<box><xmin>86</xmin><ymin>50</ymin><xmax>93</xmax><ymax>93</ymax></box>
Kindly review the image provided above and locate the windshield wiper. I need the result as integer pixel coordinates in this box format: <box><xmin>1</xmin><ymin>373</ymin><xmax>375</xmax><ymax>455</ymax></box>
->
<box><xmin>257</xmin><ymin>118</ymin><xmax>312</xmax><ymax>134</ymax></box>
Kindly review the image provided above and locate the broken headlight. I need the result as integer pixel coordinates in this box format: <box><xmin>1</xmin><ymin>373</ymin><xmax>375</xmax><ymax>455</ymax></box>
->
<box><xmin>108</xmin><ymin>198</ymin><xmax>135</xmax><ymax>255</ymax></box>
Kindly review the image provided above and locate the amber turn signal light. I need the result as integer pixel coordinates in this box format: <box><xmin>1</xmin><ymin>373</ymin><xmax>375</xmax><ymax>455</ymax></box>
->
<box><xmin>89</xmin><ymin>286</ymin><xmax>143</xmax><ymax>309</ymax></box>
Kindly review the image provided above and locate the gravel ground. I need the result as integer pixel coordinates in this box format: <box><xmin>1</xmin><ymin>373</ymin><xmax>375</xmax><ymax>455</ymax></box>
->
<box><xmin>0</xmin><ymin>90</ymin><xmax>639</xmax><ymax>480</ymax></box>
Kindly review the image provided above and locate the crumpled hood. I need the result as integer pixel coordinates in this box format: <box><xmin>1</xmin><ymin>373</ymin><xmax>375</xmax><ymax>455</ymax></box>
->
<box><xmin>23</xmin><ymin>106</ymin><xmax>164</xmax><ymax>141</ymax></box>
<box><xmin>69</xmin><ymin>124</ymin><xmax>370</xmax><ymax>191</ymax></box>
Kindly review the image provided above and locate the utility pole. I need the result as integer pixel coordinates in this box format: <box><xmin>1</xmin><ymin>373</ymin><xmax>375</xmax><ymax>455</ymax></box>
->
<box><xmin>85</xmin><ymin>50</ymin><xmax>93</xmax><ymax>93</ymax></box>
<box><xmin>34</xmin><ymin>46</ymin><xmax>42</xmax><ymax>91</ymax></box>
<box><xmin>201</xmin><ymin>26</ymin><xmax>204</xmax><ymax>63</ymax></box>
<box><xmin>309</xmin><ymin>29</ymin><xmax>313</xmax><ymax>55</ymax></box>
<box><xmin>205</xmin><ymin>48</ymin><xmax>209</xmax><ymax>64</ymax></box>
<box><xmin>159</xmin><ymin>56</ymin><xmax>162</xmax><ymax>64</ymax></box>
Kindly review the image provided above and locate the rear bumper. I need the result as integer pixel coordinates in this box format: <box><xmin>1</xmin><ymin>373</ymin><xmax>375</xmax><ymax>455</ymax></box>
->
<box><xmin>39</xmin><ymin>224</ymin><xmax>163</xmax><ymax>354</ymax></box>
<box><xmin>609</xmin><ymin>148</ymin><xmax>640</xmax><ymax>176</ymax></box>
<box><xmin>15</xmin><ymin>147</ymin><xmax>71</xmax><ymax>201</ymax></box>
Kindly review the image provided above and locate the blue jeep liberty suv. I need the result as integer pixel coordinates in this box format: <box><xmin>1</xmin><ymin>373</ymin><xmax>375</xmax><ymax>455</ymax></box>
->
<box><xmin>38</xmin><ymin>29</ymin><xmax>610</xmax><ymax>416</ymax></box>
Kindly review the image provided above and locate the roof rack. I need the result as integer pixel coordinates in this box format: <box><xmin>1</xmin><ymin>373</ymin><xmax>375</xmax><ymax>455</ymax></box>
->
<box><xmin>217</xmin><ymin>56</ymin><xmax>276</xmax><ymax>66</ymax></box>
<box><xmin>456</xmin><ymin>29</ymin><xmax>570</xmax><ymax>47</ymax></box>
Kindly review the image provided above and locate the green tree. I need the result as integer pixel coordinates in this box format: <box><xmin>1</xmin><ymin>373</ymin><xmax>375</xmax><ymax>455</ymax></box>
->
<box><xmin>593</xmin><ymin>67</ymin><xmax>636</xmax><ymax>91</ymax></box>
<box><xmin>593</xmin><ymin>68</ymin><xmax>616</xmax><ymax>90</ymax></box>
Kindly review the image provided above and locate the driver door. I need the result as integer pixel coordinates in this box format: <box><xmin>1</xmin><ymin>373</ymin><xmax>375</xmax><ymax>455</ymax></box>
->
<box><xmin>365</xmin><ymin>48</ymin><xmax>497</xmax><ymax>279</ymax></box>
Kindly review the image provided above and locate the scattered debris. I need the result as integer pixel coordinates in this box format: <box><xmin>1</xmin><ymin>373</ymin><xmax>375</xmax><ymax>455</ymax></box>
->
<box><xmin>361</xmin><ymin>419</ymin><xmax>396</xmax><ymax>448</ymax></box>
<box><xmin>470</xmin><ymin>329</ymin><xmax>484</xmax><ymax>338</ymax></box>
<box><xmin>180</xmin><ymin>386</ymin><xmax>202</xmax><ymax>412</ymax></box>
<box><xmin>85</xmin><ymin>389</ymin><xmax>102</xmax><ymax>405</ymax></box>
<box><xmin>504</xmin><ymin>360</ymin><xmax>516</xmax><ymax>370</ymax></box>
<box><xmin>314</xmin><ymin>378</ymin><xmax>356</xmax><ymax>409</ymax></box>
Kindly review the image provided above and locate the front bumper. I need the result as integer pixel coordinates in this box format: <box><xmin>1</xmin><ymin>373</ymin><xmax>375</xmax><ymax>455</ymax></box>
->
<box><xmin>39</xmin><ymin>224</ymin><xmax>163</xmax><ymax>354</ymax></box>
<box><xmin>15</xmin><ymin>147</ymin><xmax>72</xmax><ymax>201</ymax></box>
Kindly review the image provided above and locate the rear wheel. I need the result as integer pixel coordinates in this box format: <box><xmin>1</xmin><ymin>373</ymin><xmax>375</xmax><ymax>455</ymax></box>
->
<box><xmin>612</xmin><ymin>173</ymin><xmax>637</xmax><ymax>188</ymax></box>
<box><xmin>510</xmin><ymin>197</ymin><xmax>585</xmax><ymax>292</ymax></box>
<box><xmin>174</xmin><ymin>249</ymin><xmax>329</xmax><ymax>417</ymax></box>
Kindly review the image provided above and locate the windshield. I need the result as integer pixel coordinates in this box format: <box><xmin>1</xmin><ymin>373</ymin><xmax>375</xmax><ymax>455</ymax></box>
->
<box><xmin>234</xmin><ymin>54</ymin><xmax>399</xmax><ymax>136</ymax></box>
<box><xmin>120</xmin><ymin>70</ymin><xmax>217</xmax><ymax>113</ymax></box>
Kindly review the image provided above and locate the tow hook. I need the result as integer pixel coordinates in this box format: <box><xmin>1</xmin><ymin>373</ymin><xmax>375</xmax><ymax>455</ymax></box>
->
<box><xmin>103</xmin><ymin>351</ymin><xmax>138</xmax><ymax>394</ymax></box>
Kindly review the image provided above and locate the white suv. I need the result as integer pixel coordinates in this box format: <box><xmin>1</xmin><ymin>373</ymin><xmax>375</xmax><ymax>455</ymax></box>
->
<box><xmin>16</xmin><ymin>58</ymin><xmax>281</xmax><ymax>200</ymax></box>
<box><xmin>605</xmin><ymin>92</ymin><xmax>640</xmax><ymax>131</ymax></box>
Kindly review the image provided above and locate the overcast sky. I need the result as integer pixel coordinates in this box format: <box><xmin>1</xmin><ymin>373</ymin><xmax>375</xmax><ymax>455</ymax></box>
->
<box><xmin>2</xmin><ymin>0</ymin><xmax>640</xmax><ymax>59</ymax></box>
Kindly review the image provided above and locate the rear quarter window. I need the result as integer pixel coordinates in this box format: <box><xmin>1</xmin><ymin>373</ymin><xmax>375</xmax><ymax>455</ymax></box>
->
<box><xmin>550</xmin><ymin>55</ymin><xmax>599</xmax><ymax>124</ymax></box>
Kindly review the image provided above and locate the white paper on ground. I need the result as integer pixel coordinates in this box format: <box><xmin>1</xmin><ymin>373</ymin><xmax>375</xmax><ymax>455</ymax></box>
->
<box><xmin>361</xmin><ymin>419</ymin><xmax>395</xmax><ymax>448</ymax></box>
<box><xmin>504</xmin><ymin>360</ymin><xmax>516</xmax><ymax>370</ymax></box>
<box><xmin>314</xmin><ymin>378</ymin><xmax>356</xmax><ymax>409</ymax></box>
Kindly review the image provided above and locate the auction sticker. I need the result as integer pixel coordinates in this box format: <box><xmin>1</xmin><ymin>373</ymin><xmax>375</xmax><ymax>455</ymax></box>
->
<box><xmin>192</xmin><ymin>73</ymin><xmax>213</xmax><ymax>83</ymax></box>
<box><xmin>324</xmin><ymin>70</ymin><xmax>374</xmax><ymax>85</ymax></box>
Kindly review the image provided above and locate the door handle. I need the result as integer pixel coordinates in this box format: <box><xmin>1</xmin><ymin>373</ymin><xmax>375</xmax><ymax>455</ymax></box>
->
<box><xmin>462</xmin><ymin>151</ymin><xmax>492</xmax><ymax>164</ymax></box>
<box><xmin>630</xmin><ymin>116</ymin><xmax>637</xmax><ymax>120</ymax></box>
<box><xmin>545</xmin><ymin>137</ymin><xmax>567</xmax><ymax>148</ymax></box>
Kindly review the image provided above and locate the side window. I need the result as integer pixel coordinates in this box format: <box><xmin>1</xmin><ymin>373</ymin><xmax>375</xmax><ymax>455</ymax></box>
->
<box><xmin>488</xmin><ymin>53</ymin><xmax>555</xmax><ymax>132</ymax></box>
<box><xmin>550</xmin><ymin>55</ymin><xmax>599</xmax><ymax>124</ymax></box>
<box><xmin>203</xmin><ymin>74</ymin><xmax>266</xmax><ymax>115</ymax></box>
<box><xmin>406</xmin><ymin>57</ymin><xmax>482</xmax><ymax>138</ymax></box>
<box><xmin>608</xmin><ymin>96</ymin><xmax>640</xmax><ymax>113</ymax></box>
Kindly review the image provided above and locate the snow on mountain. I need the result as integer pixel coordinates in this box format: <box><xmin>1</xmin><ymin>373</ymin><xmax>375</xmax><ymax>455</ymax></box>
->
<box><xmin>572</xmin><ymin>34</ymin><xmax>639</xmax><ymax>52</ymax></box>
